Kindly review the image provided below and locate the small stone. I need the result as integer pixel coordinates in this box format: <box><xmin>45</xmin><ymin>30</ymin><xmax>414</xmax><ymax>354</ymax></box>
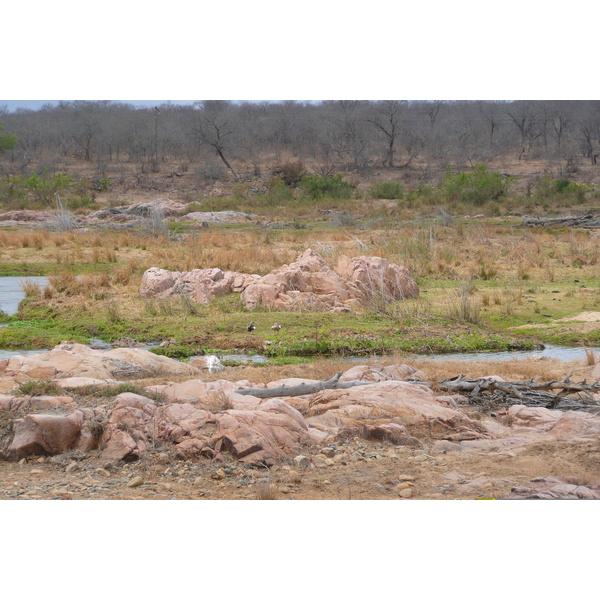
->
<box><xmin>193</xmin><ymin>477</ymin><xmax>203</xmax><ymax>485</ymax></box>
<box><xmin>30</xmin><ymin>469</ymin><xmax>44</xmax><ymax>474</ymax></box>
<box><xmin>320</xmin><ymin>447</ymin><xmax>335</xmax><ymax>458</ymax></box>
<box><xmin>212</xmin><ymin>468</ymin><xmax>226</xmax><ymax>480</ymax></box>
<box><xmin>413</xmin><ymin>455</ymin><xmax>427</xmax><ymax>461</ymax></box>
<box><xmin>399</xmin><ymin>488</ymin><xmax>413</xmax><ymax>498</ymax></box>
<box><xmin>395</xmin><ymin>482</ymin><xmax>411</xmax><ymax>491</ymax></box>
<box><xmin>177</xmin><ymin>478</ymin><xmax>186</xmax><ymax>485</ymax></box>
<box><xmin>127</xmin><ymin>476</ymin><xmax>144</xmax><ymax>488</ymax></box>
<box><xmin>397</xmin><ymin>474</ymin><xmax>415</xmax><ymax>482</ymax></box>
<box><xmin>18</xmin><ymin>458</ymin><xmax>27</xmax><ymax>465</ymax></box>
<box><xmin>288</xmin><ymin>470</ymin><xmax>302</xmax><ymax>484</ymax></box>
<box><xmin>293</xmin><ymin>455</ymin><xmax>310</xmax><ymax>469</ymax></box>
<box><xmin>95</xmin><ymin>468</ymin><xmax>110</xmax><ymax>477</ymax></box>
<box><xmin>37</xmin><ymin>457</ymin><xmax>46</xmax><ymax>464</ymax></box>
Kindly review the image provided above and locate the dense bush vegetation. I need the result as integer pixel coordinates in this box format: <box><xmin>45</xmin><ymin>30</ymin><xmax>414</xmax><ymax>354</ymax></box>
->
<box><xmin>300</xmin><ymin>174</ymin><xmax>354</xmax><ymax>200</ymax></box>
<box><xmin>443</xmin><ymin>164</ymin><xmax>510</xmax><ymax>206</ymax></box>
<box><xmin>369</xmin><ymin>181</ymin><xmax>405</xmax><ymax>199</ymax></box>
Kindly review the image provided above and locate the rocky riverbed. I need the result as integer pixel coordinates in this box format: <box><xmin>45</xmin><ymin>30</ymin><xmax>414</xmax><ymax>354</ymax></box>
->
<box><xmin>2</xmin><ymin>343</ymin><xmax>600</xmax><ymax>500</ymax></box>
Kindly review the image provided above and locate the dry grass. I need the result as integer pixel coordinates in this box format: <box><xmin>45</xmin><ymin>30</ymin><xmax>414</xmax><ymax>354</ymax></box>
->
<box><xmin>21</xmin><ymin>279</ymin><xmax>42</xmax><ymax>298</ymax></box>
<box><xmin>255</xmin><ymin>481</ymin><xmax>279</xmax><ymax>500</ymax></box>
<box><xmin>404</xmin><ymin>357</ymin><xmax>584</xmax><ymax>382</ymax></box>
<box><xmin>2</xmin><ymin>221</ymin><xmax>600</xmax><ymax>287</ymax></box>
<box><xmin>584</xmin><ymin>348</ymin><xmax>597</xmax><ymax>366</ymax></box>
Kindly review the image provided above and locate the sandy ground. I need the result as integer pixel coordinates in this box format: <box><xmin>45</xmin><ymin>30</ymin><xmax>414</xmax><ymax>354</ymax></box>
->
<box><xmin>2</xmin><ymin>429</ymin><xmax>599</xmax><ymax>501</ymax></box>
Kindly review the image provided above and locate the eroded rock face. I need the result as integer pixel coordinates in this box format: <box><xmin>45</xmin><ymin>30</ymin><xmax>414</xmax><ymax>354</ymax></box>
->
<box><xmin>214</xmin><ymin>405</ymin><xmax>313</xmax><ymax>466</ymax></box>
<box><xmin>0</xmin><ymin>210</ymin><xmax>53</xmax><ymax>222</ymax></box>
<box><xmin>99</xmin><ymin>392</ymin><xmax>216</xmax><ymax>462</ymax></box>
<box><xmin>306</xmin><ymin>380</ymin><xmax>483</xmax><ymax>435</ymax></box>
<box><xmin>139</xmin><ymin>267</ymin><xmax>259</xmax><ymax>304</ymax></box>
<box><xmin>507</xmin><ymin>476</ymin><xmax>600</xmax><ymax>499</ymax></box>
<box><xmin>0</xmin><ymin>343</ymin><xmax>201</xmax><ymax>391</ymax></box>
<box><xmin>459</xmin><ymin>405</ymin><xmax>600</xmax><ymax>453</ymax></box>
<box><xmin>139</xmin><ymin>249</ymin><xmax>418</xmax><ymax>313</ymax></box>
<box><xmin>6</xmin><ymin>410</ymin><xmax>97</xmax><ymax>458</ymax></box>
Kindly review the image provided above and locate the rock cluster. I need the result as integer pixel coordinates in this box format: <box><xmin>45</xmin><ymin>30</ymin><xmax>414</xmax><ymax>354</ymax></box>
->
<box><xmin>3</xmin><ymin>344</ymin><xmax>600</xmax><ymax>497</ymax></box>
<box><xmin>139</xmin><ymin>249</ymin><xmax>419</xmax><ymax>313</ymax></box>
<box><xmin>0</xmin><ymin>342</ymin><xmax>201</xmax><ymax>393</ymax></box>
<box><xmin>139</xmin><ymin>267</ymin><xmax>259</xmax><ymax>305</ymax></box>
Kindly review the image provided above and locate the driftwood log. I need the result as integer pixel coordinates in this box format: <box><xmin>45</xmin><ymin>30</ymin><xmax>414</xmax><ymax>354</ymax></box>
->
<box><xmin>236</xmin><ymin>371</ymin><xmax>369</xmax><ymax>399</ymax></box>
<box><xmin>237</xmin><ymin>371</ymin><xmax>600</xmax><ymax>412</ymax></box>
<box><xmin>522</xmin><ymin>214</ymin><xmax>600</xmax><ymax>229</ymax></box>
<box><xmin>435</xmin><ymin>374</ymin><xmax>600</xmax><ymax>411</ymax></box>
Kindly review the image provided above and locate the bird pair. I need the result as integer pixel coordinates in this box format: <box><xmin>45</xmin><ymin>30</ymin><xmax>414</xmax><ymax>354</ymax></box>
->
<box><xmin>247</xmin><ymin>321</ymin><xmax>281</xmax><ymax>332</ymax></box>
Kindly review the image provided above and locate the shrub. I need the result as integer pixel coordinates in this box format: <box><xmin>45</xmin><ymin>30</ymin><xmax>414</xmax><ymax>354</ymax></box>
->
<box><xmin>369</xmin><ymin>181</ymin><xmax>405</xmax><ymax>199</ymax></box>
<box><xmin>534</xmin><ymin>175</ymin><xmax>593</xmax><ymax>204</ymax></box>
<box><xmin>269</xmin><ymin>161</ymin><xmax>306</xmax><ymax>187</ymax></box>
<box><xmin>267</xmin><ymin>181</ymin><xmax>295</xmax><ymax>203</ymax></box>
<box><xmin>300</xmin><ymin>173</ymin><xmax>353</xmax><ymax>200</ymax></box>
<box><xmin>443</xmin><ymin>164</ymin><xmax>509</xmax><ymax>206</ymax></box>
<box><xmin>23</xmin><ymin>171</ymin><xmax>74</xmax><ymax>205</ymax></box>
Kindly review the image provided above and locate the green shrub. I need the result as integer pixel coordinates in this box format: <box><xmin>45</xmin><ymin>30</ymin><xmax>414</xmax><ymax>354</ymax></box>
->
<box><xmin>268</xmin><ymin>181</ymin><xmax>295</xmax><ymax>203</ymax></box>
<box><xmin>534</xmin><ymin>174</ymin><xmax>593</xmax><ymax>204</ymax></box>
<box><xmin>300</xmin><ymin>173</ymin><xmax>353</xmax><ymax>200</ymax></box>
<box><xmin>369</xmin><ymin>181</ymin><xmax>405</xmax><ymax>199</ymax></box>
<box><xmin>23</xmin><ymin>171</ymin><xmax>74</xmax><ymax>204</ymax></box>
<box><xmin>443</xmin><ymin>164</ymin><xmax>509</xmax><ymax>206</ymax></box>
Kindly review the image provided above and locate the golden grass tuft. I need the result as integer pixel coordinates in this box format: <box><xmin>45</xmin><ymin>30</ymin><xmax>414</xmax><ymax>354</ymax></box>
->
<box><xmin>112</xmin><ymin>263</ymin><xmax>132</xmax><ymax>285</ymax></box>
<box><xmin>21</xmin><ymin>279</ymin><xmax>42</xmax><ymax>298</ymax></box>
<box><xmin>255</xmin><ymin>481</ymin><xmax>279</xmax><ymax>500</ymax></box>
<box><xmin>584</xmin><ymin>347</ymin><xmax>596</xmax><ymax>366</ymax></box>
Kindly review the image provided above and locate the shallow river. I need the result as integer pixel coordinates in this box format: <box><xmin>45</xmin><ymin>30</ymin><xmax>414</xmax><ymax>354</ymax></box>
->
<box><xmin>0</xmin><ymin>277</ymin><xmax>598</xmax><ymax>364</ymax></box>
<box><xmin>0</xmin><ymin>276</ymin><xmax>49</xmax><ymax>316</ymax></box>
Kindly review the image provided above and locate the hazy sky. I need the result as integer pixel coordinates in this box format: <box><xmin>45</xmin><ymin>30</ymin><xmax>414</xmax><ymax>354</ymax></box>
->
<box><xmin>0</xmin><ymin>100</ymin><xmax>201</xmax><ymax>113</ymax></box>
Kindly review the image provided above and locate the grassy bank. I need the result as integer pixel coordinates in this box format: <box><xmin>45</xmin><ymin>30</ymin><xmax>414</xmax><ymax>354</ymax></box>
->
<box><xmin>0</xmin><ymin>215</ymin><xmax>598</xmax><ymax>360</ymax></box>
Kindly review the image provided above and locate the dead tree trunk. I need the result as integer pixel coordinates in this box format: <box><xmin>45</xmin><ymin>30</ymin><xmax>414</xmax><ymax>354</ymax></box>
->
<box><xmin>236</xmin><ymin>372</ymin><xmax>369</xmax><ymax>398</ymax></box>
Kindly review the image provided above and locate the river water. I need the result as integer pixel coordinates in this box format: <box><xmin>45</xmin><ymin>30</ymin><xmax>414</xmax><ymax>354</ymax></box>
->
<box><xmin>0</xmin><ymin>276</ymin><xmax>49</xmax><ymax>316</ymax></box>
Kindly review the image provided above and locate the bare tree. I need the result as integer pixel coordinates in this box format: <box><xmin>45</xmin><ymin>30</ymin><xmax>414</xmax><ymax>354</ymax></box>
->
<box><xmin>191</xmin><ymin>101</ymin><xmax>239</xmax><ymax>181</ymax></box>
<box><xmin>367</xmin><ymin>100</ymin><xmax>405</xmax><ymax>167</ymax></box>
<box><xmin>507</xmin><ymin>101</ymin><xmax>541</xmax><ymax>160</ymax></box>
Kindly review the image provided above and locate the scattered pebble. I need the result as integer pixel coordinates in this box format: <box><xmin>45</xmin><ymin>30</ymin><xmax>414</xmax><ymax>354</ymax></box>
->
<box><xmin>293</xmin><ymin>455</ymin><xmax>310</xmax><ymax>468</ymax></box>
<box><xmin>127</xmin><ymin>476</ymin><xmax>144</xmax><ymax>488</ymax></box>
<box><xmin>212</xmin><ymin>469</ymin><xmax>226</xmax><ymax>480</ymax></box>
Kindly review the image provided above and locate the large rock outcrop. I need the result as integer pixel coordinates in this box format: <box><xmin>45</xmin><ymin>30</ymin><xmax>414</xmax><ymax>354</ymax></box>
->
<box><xmin>139</xmin><ymin>267</ymin><xmax>259</xmax><ymax>304</ymax></box>
<box><xmin>0</xmin><ymin>343</ymin><xmax>201</xmax><ymax>392</ymax></box>
<box><xmin>242</xmin><ymin>250</ymin><xmax>418</xmax><ymax>312</ymax></box>
<box><xmin>139</xmin><ymin>249</ymin><xmax>418</xmax><ymax>313</ymax></box>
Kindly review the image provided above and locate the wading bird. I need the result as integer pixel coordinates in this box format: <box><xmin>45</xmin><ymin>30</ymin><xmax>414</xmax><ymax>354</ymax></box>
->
<box><xmin>271</xmin><ymin>323</ymin><xmax>281</xmax><ymax>332</ymax></box>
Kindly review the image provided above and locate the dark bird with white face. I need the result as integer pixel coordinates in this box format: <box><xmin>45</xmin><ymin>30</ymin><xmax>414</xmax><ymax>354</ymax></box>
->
<box><xmin>247</xmin><ymin>321</ymin><xmax>256</xmax><ymax>332</ymax></box>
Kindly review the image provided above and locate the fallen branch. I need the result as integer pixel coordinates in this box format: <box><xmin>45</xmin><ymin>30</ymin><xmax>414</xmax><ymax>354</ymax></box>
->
<box><xmin>236</xmin><ymin>371</ymin><xmax>370</xmax><ymax>399</ymax></box>
<box><xmin>522</xmin><ymin>214</ymin><xmax>600</xmax><ymax>229</ymax></box>
<box><xmin>433</xmin><ymin>374</ymin><xmax>600</xmax><ymax>411</ymax></box>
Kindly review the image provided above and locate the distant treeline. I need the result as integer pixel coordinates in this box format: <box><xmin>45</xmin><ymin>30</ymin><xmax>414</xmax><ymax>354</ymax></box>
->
<box><xmin>1</xmin><ymin>100</ymin><xmax>599</xmax><ymax>179</ymax></box>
